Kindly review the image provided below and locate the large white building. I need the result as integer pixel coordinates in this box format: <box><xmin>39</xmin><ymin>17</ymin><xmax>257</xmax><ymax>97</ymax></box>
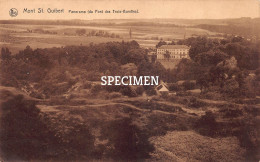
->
<box><xmin>157</xmin><ymin>45</ymin><xmax>190</xmax><ymax>60</ymax></box>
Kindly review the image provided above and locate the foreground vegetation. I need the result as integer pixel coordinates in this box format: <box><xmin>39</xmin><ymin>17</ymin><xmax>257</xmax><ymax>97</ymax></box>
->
<box><xmin>0</xmin><ymin>35</ymin><xmax>259</xmax><ymax>161</ymax></box>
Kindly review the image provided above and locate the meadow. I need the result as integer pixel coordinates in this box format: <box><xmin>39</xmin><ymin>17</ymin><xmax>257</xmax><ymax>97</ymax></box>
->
<box><xmin>0</xmin><ymin>23</ymin><xmax>219</xmax><ymax>54</ymax></box>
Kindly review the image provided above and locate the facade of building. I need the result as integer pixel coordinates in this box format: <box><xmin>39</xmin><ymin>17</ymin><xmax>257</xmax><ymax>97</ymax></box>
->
<box><xmin>157</xmin><ymin>45</ymin><xmax>190</xmax><ymax>60</ymax></box>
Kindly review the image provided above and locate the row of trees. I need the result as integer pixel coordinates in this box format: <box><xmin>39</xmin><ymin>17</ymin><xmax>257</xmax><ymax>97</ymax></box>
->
<box><xmin>0</xmin><ymin>40</ymin><xmax>166</xmax><ymax>97</ymax></box>
<box><xmin>1</xmin><ymin>36</ymin><xmax>259</xmax><ymax>98</ymax></box>
<box><xmin>75</xmin><ymin>29</ymin><xmax>120</xmax><ymax>38</ymax></box>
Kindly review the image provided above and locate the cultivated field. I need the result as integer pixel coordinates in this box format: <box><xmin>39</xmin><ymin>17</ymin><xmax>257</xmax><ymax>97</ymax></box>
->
<box><xmin>0</xmin><ymin>23</ymin><xmax>219</xmax><ymax>54</ymax></box>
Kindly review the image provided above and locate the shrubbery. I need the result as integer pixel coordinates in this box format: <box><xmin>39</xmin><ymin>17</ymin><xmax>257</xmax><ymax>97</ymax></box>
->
<box><xmin>119</xmin><ymin>86</ymin><xmax>138</xmax><ymax>97</ymax></box>
<box><xmin>236</xmin><ymin>118</ymin><xmax>259</xmax><ymax>161</ymax></box>
<box><xmin>146</xmin><ymin>89</ymin><xmax>157</xmax><ymax>96</ymax></box>
<box><xmin>91</xmin><ymin>84</ymin><xmax>103</xmax><ymax>94</ymax></box>
<box><xmin>194</xmin><ymin>110</ymin><xmax>259</xmax><ymax>161</ymax></box>
<box><xmin>182</xmin><ymin>80</ymin><xmax>196</xmax><ymax>90</ymax></box>
<box><xmin>0</xmin><ymin>95</ymin><xmax>59</xmax><ymax>160</ymax></box>
<box><xmin>222</xmin><ymin>108</ymin><xmax>243</xmax><ymax>118</ymax></box>
<box><xmin>100</xmin><ymin>118</ymin><xmax>155</xmax><ymax>160</ymax></box>
<box><xmin>194</xmin><ymin>111</ymin><xmax>218</xmax><ymax>137</ymax></box>
<box><xmin>0</xmin><ymin>95</ymin><xmax>96</xmax><ymax>161</ymax></box>
<box><xmin>168</xmin><ymin>83</ymin><xmax>180</xmax><ymax>91</ymax></box>
<box><xmin>188</xmin><ymin>97</ymin><xmax>207</xmax><ymax>108</ymax></box>
<box><xmin>136</xmin><ymin>86</ymin><xmax>145</xmax><ymax>95</ymax></box>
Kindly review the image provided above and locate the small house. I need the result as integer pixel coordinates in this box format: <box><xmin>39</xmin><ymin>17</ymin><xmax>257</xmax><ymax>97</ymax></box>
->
<box><xmin>156</xmin><ymin>81</ymin><xmax>169</xmax><ymax>95</ymax></box>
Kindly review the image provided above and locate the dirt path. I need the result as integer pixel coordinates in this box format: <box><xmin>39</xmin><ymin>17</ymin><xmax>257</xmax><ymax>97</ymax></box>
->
<box><xmin>38</xmin><ymin>101</ymin><xmax>185</xmax><ymax>116</ymax></box>
<box><xmin>199</xmin><ymin>98</ymin><xmax>228</xmax><ymax>105</ymax></box>
<box><xmin>156</xmin><ymin>101</ymin><xmax>206</xmax><ymax>116</ymax></box>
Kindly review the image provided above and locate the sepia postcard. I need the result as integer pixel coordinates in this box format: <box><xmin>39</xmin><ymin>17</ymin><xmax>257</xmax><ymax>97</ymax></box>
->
<box><xmin>0</xmin><ymin>0</ymin><xmax>259</xmax><ymax>161</ymax></box>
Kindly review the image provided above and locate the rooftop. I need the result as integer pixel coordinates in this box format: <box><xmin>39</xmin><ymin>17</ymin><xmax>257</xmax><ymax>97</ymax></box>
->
<box><xmin>158</xmin><ymin>45</ymin><xmax>190</xmax><ymax>49</ymax></box>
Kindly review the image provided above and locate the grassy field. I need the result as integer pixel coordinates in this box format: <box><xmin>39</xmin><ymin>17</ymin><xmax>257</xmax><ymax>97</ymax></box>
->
<box><xmin>0</xmin><ymin>23</ymin><xmax>219</xmax><ymax>54</ymax></box>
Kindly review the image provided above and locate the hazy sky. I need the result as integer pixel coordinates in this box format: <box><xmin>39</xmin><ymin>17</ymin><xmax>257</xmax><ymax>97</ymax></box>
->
<box><xmin>0</xmin><ymin>0</ymin><xmax>259</xmax><ymax>20</ymax></box>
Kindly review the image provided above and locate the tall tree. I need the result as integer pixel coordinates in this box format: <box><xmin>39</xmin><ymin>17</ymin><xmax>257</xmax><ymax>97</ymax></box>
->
<box><xmin>164</xmin><ymin>50</ymin><xmax>171</xmax><ymax>61</ymax></box>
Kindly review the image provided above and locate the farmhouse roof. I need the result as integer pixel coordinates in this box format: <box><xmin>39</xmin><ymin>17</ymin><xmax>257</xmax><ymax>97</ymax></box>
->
<box><xmin>158</xmin><ymin>85</ymin><xmax>169</xmax><ymax>92</ymax></box>
<box><xmin>158</xmin><ymin>45</ymin><xmax>189</xmax><ymax>49</ymax></box>
<box><xmin>156</xmin><ymin>82</ymin><xmax>169</xmax><ymax>92</ymax></box>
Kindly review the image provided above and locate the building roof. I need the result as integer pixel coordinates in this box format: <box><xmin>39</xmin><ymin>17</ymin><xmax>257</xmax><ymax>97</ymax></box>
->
<box><xmin>156</xmin><ymin>82</ymin><xmax>169</xmax><ymax>92</ymax></box>
<box><xmin>158</xmin><ymin>45</ymin><xmax>190</xmax><ymax>49</ymax></box>
<box><xmin>158</xmin><ymin>85</ymin><xmax>169</xmax><ymax>92</ymax></box>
